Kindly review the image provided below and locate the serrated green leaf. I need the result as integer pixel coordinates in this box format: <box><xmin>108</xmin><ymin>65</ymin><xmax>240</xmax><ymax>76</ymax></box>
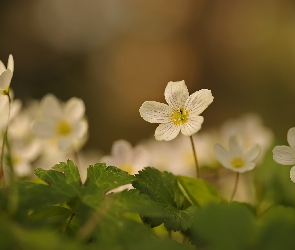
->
<box><xmin>133</xmin><ymin>167</ymin><xmax>177</xmax><ymax>206</ymax></box>
<box><xmin>28</xmin><ymin>206</ymin><xmax>71</xmax><ymax>221</ymax></box>
<box><xmin>177</xmin><ymin>175</ymin><xmax>223</xmax><ymax>207</ymax></box>
<box><xmin>133</xmin><ymin>167</ymin><xmax>197</xmax><ymax>231</ymax></box>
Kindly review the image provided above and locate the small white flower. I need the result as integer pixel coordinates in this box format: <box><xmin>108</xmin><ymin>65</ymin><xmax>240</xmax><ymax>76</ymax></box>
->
<box><xmin>214</xmin><ymin>135</ymin><xmax>261</xmax><ymax>173</ymax></box>
<box><xmin>101</xmin><ymin>139</ymin><xmax>150</xmax><ymax>175</ymax></box>
<box><xmin>0</xmin><ymin>55</ymin><xmax>14</xmax><ymax>95</ymax></box>
<box><xmin>272</xmin><ymin>127</ymin><xmax>295</xmax><ymax>183</ymax></box>
<box><xmin>32</xmin><ymin>94</ymin><xmax>88</xmax><ymax>151</ymax></box>
<box><xmin>290</xmin><ymin>166</ymin><xmax>295</xmax><ymax>183</ymax></box>
<box><xmin>139</xmin><ymin>80</ymin><xmax>214</xmax><ymax>141</ymax></box>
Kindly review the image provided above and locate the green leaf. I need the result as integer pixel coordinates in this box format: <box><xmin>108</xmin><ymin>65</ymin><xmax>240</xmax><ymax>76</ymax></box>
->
<box><xmin>133</xmin><ymin>167</ymin><xmax>177</xmax><ymax>206</ymax></box>
<box><xmin>28</xmin><ymin>206</ymin><xmax>71</xmax><ymax>221</ymax></box>
<box><xmin>256</xmin><ymin>206</ymin><xmax>295</xmax><ymax>250</ymax></box>
<box><xmin>189</xmin><ymin>202</ymin><xmax>257</xmax><ymax>250</ymax></box>
<box><xmin>133</xmin><ymin>167</ymin><xmax>196</xmax><ymax>231</ymax></box>
<box><xmin>177</xmin><ymin>175</ymin><xmax>223</xmax><ymax>207</ymax></box>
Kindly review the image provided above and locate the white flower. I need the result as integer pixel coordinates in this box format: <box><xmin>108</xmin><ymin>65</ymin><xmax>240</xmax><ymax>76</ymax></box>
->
<box><xmin>32</xmin><ymin>94</ymin><xmax>88</xmax><ymax>151</ymax></box>
<box><xmin>272</xmin><ymin>127</ymin><xmax>295</xmax><ymax>183</ymax></box>
<box><xmin>0</xmin><ymin>55</ymin><xmax>14</xmax><ymax>95</ymax></box>
<box><xmin>220</xmin><ymin>113</ymin><xmax>273</xmax><ymax>162</ymax></box>
<box><xmin>214</xmin><ymin>135</ymin><xmax>261</xmax><ymax>173</ymax></box>
<box><xmin>101</xmin><ymin>139</ymin><xmax>150</xmax><ymax>175</ymax></box>
<box><xmin>139</xmin><ymin>80</ymin><xmax>214</xmax><ymax>141</ymax></box>
<box><xmin>290</xmin><ymin>166</ymin><xmax>295</xmax><ymax>183</ymax></box>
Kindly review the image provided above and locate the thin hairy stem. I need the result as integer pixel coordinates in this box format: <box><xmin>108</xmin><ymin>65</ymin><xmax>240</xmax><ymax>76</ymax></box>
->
<box><xmin>190</xmin><ymin>136</ymin><xmax>199</xmax><ymax>178</ymax></box>
<box><xmin>229</xmin><ymin>172</ymin><xmax>240</xmax><ymax>202</ymax></box>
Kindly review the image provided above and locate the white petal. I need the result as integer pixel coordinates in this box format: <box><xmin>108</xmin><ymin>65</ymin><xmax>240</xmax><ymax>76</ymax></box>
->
<box><xmin>139</xmin><ymin>101</ymin><xmax>171</xmax><ymax>123</ymax></box>
<box><xmin>237</xmin><ymin>162</ymin><xmax>256</xmax><ymax>173</ymax></box>
<box><xmin>31</xmin><ymin>121</ymin><xmax>55</xmax><ymax>138</ymax></box>
<box><xmin>184</xmin><ymin>89</ymin><xmax>214</xmax><ymax>116</ymax></box>
<box><xmin>164</xmin><ymin>81</ymin><xmax>189</xmax><ymax>109</ymax></box>
<box><xmin>290</xmin><ymin>166</ymin><xmax>295</xmax><ymax>183</ymax></box>
<box><xmin>0</xmin><ymin>70</ymin><xmax>12</xmax><ymax>91</ymax></box>
<box><xmin>244</xmin><ymin>144</ymin><xmax>261</xmax><ymax>162</ymax></box>
<box><xmin>155</xmin><ymin>122</ymin><xmax>180</xmax><ymax>141</ymax></box>
<box><xmin>41</xmin><ymin>94</ymin><xmax>63</xmax><ymax>120</ymax></box>
<box><xmin>287</xmin><ymin>128</ymin><xmax>295</xmax><ymax>148</ymax></box>
<box><xmin>7</xmin><ymin>54</ymin><xmax>14</xmax><ymax>74</ymax></box>
<box><xmin>229</xmin><ymin>135</ymin><xmax>243</xmax><ymax>155</ymax></box>
<box><xmin>111</xmin><ymin>140</ymin><xmax>133</xmax><ymax>164</ymax></box>
<box><xmin>180</xmin><ymin>115</ymin><xmax>204</xmax><ymax>136</ymax></box>
<box><xmin>213</xmin><ymin>144</ymin><xmax>231</xmax><ymax>168</ymax></box>
<box><xmin>0</xmin><ymin>61</ymin><xmax>5</xmax><ymax>74</ymax></box>
<box><xmin>72</xmin><ymin>119</ymin><xmax>88</xmax><ymax>139</ymax></box>
<box><xmin>65</xmin><ymin>97</ymin><xmax>85</xmax><ymax>122</ymax></box>
<box><xmin>273</xmin><ymin>146</ymin><xmax>295</xmax><ymax>165</ymax></box>
<box><xmin>58</xmin><ymin>137</ymin><xmax>72</xmax><ymax>151</ymax></box>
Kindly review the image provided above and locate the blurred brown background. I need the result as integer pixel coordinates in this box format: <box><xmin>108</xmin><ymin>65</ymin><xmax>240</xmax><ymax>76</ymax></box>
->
<box><xmin>1</xmin><ymin>0</ymin><xmax>295</xmax><ymax>152</ymax></box>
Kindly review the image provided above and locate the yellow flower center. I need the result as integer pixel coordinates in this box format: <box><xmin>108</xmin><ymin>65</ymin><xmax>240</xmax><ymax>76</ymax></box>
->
<box><xmin>230</xmin><ymin>157</ymin><xmax>245</xmax><ymax>169</ymax></box>
<box><xmin>120</xmin><ymin>163</ymin><xmax>134</xmax><ymax>174</ymax></box>
<box><xmin>55</xmin><ymin>120</ymin><xmax>72</xmax><ymax>137</ymax></box>
<box><xmin>170</xmin><ymin>108</ymin><xmax>189</xmax><ymax>125</ymax></box>
<box><xmin>2</xmin><ymin>86</ymin><xmax>9</xmax><ymax>95</ymax></box>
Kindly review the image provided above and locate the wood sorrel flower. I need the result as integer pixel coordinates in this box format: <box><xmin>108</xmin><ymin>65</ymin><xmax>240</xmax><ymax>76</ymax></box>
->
<box><xmin>214</xmin><ymin>135</ymin><xmax>261</xmax><ymax>173</ymax></box>
<box><xmin>32</xmin><ymin>94</ymin><xmax>88</xmax><ymax>151</ymax></box>
<box><xmin>139</xmin><ymin>80</ymin><xmax>214</xmax><ymax>141</ymax></box>
<box><xmin>0</xmin><ymin>55</ymin><xmax>14</xmax><ymax>95</ymax></box>
<box><xmin>273</xmin><ymin>127</ymin><xmax>295</xmax><ymax>183</ymax></box>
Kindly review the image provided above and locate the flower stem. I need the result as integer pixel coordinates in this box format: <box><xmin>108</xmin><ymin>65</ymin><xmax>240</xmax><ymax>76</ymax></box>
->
<box><xmin>190</xmin><ymin>135</ymin><xmax>199</xmax><ymax>178</ymax></box>
<box><xmin>229</xmin><ymin>172</ymin><xmax>240</xmax><ymax>202</ymax></box>
<box><xmin>0</xmin><ymin>94</ymin><xmax>12</xmax><ymax>186</ymax></box>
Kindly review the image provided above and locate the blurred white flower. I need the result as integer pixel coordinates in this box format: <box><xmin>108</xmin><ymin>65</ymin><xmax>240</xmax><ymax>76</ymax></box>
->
<box><xmin>142</xmin><ymin>130</ymin><xmax>222</xmax><ymax>177</ymax></box>
<box><xmin>77</xmin><ymin>149</ymin><xmax>102</xmax><ymax>183</ymax></box>
<box><xmin>32</xmin><ymin>94</ymin><xmax>88</xmax><ymax>151</ymax></box>
<box><xmin>101</xmin><ymin>139</ymin><xmax>150</xmax><ymax>175</ymax></box>
<box><xmin>0</xmin><ymin>91</ymin><xmax>21</xmax><ymax>132</ymax></box>
<box><xmin>272</xmin><ymin>127</ymin><xmax>295</xmax><ymax>183</ymax></box>
<box><xmin>139</xmin><ymin>80</ymin><xmax>213</xmax><ymax>141</ymax></box>
<box><xmin>290</xmin><ymin>166</ymin><xmax>295</xmax><ymax>183</ymax></box>
<box><xmin>0</xmin><ymin>54</ymin><xmax>14</xmax><ymax>95</ymax></box>
<box><xmin>220</xmin><ymin>113</ymin><xmax>273</xmax><ymax>161</ymax></box>
<box><xmin>214</xmin><ymin>135</ymin><xmax>261</xmax><ymax>173</ymax></box>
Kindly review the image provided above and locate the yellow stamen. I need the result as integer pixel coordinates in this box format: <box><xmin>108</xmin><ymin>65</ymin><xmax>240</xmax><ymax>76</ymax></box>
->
<box><xmin>55</xmin><ymin>120</ymin><xmax>72</xmax><ymax>137</ymax></box>
<box><xmin>230</xmin><ymin>157</ymin><xmax>245</xmax><ymax>169</ymax></box>
<box><xmin>170</xmin><ymin>108</ymin><xmax>189</xmax><ymax>125</ymax></box>
<box><xmin>120</xmin><ymin>163</ymin><xmax>133</xmax><ymax>174</ymax></box>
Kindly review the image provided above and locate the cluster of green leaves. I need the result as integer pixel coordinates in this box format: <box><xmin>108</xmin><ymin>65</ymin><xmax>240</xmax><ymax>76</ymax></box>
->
<box><xmin>0</xmin><ymin>160</ymin><xmax>295</xmax><ymax>249</ymax></box>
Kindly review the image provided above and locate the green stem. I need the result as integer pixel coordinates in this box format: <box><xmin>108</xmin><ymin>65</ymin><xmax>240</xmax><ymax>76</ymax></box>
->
<box><xmin>229</xmin><ymin>172</ymin><xmax>240</xmax><ymax>202</ymax></box>
<box><xmin>65</xmin><ymin>212</ymin><xmax>76</xmax><ymax>235</ymax></box>
<box><xmin>190</xmin><ymin>136</ymin><xmax>199</xmax><ymax>178</ymax></box>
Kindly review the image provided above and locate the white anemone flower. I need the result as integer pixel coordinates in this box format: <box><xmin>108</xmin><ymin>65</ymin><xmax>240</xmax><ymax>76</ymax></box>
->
<box><xmin>101</xmin><ymin>139</ymin><xmax>150</xmax><ymax>175</ymax></box>
<box><xmin>32</xmin><ymin>94</ymin><xmax>88</xmax><ymax>151</ymax></box>
<box><xmin>0</xmin><ymin>55</ymin><xmax>14</xmax><ymax>95</ymax></box>
<box><xmin>139</xmin><ymin>80</ymin><xmax>214</xmax><ymax>141</ymax></box>
<box><xmin>272</xmin><ymin>127</ymin><xmax>295</xmax><ymax>183</ymax></box>
<box><xmin>214</xmin><ymin>135</ymin><xmax>261</xmax><ymax>173</ymax></box>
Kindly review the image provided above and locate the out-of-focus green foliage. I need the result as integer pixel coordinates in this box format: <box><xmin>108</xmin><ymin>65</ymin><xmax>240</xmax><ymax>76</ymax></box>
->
<box><xmin>0</xmin><ymin>159</ymin><xmax>295</xmax><ymax>249</ymax></box>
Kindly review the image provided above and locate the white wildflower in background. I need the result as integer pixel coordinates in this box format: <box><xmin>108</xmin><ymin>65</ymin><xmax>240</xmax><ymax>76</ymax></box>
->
<box><xmin>220</xmin><ymin>113</ymin><xmax>273</xmax><ymax>162</ymax></box>
<box><xmin>101</xmin><ymin>139</ymin><xmax>150</xmax><ymax>175</ymax></box>
<box><xmin>0</xmin><ymin>54</ymin><xmax>14</xmax><ymax>95</ymax></box>
<box><xmin>273</xmin><ymin>127</ymin><xmax>295</xmax><ymax>183</ymax></box>
<box><xmin>214</xmin><ymin>135</ymin><xmax>261</xmax><ymax>173</ymax></box>
<box><xmin>0</xmin><ymin>92</ymin><xmax>21</xmax><ymax>131</ymax></box>
<box><xmin>32</xmin><ymin>94</ymin><xmax>88</xmax><ymax>151</ymax></box>
<box><xmin>139</xmin><ymin>80</ymin><xmax>214</xmax><ymax>141</ymax></box>
<box><xmin>290</xmin><ymin>166</ymin><xmax>295</xmax><ymax>183</ymax></box>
